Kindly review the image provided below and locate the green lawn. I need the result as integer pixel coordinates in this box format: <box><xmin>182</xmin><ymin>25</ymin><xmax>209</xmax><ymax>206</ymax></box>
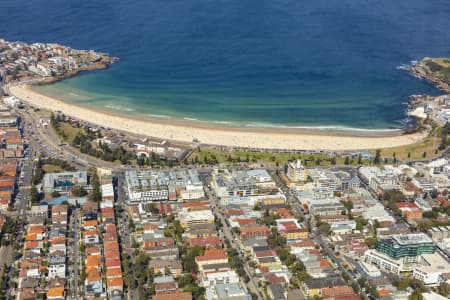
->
<box><xmin>189</xmin><ymin>148</ymin><xmax>368</xmax><ymax>167</ymax></box>
<box><xmin>190</xmin><ymin>126</ymin><xmax>444</xmax><ymax>166</ymax></box>
<box><xmin>42</xmin><ymin>164</ymin><xmax>63</xmax><ymax>173</ymax></box>
<box><xmin>55</xmin><ymin>122</ymin><xmax>84</xmax><ymax>143</ymax></box>
<box><xmin>371</xmin><ymin>126</ymin><xmax>443</xmax><ymax>161</ymax></box>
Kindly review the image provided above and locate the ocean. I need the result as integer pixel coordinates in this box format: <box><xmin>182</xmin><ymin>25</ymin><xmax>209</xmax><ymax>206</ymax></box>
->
<box><xmin>1</xmin><ymin>0</ymin><xmax>450</xmax><ymax>130</ymax></box>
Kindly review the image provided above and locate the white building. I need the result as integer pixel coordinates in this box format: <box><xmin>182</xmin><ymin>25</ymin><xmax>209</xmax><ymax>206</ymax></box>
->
<box><xmin>48</xmin><ymin>264</ymin><xmax>66</xmax><ymax>279</ymax></box>
<box><xmin>125</xmin><ymin>169</ymin><xmax>204</xmax><ymax>203</ymax></box>
<box><xmin>363</xmin><ymin>249</ymin><xmax>409</xmax><ymax>275</ymax></box>
<box><xmin>200</xmin><ymin>270</ymin><xmax>240</xmax><ymax>287</ymax></box>
<box><xmin>286</xmin><ymin>160</ymin><xmax>308</xmax><ymax>183</ymax></box>
<box><xmin>211</xmin><ymin>169</ymin><xmax>276</xmax><ymax>200</ymax></box>
<box><xmin>412</xmin><ymin>253</ymin><xmax>450</xmax><ymax>286</ymax></box>
<box><xmin>362</xmin><ymin>203</ymin><xmax>395</xmax><ymax>224</ymax></box>
<box><xmin>3</xmin><ymin>96</ymin><xmax>21</xmax><ymax>107</ymax></box>
<box><xmin>356</xmin><ymin>261</ymin><xmax>382</xmax><ymax>278</ymax></box>
<box><xmin>205</xmin><ymin>283</ymin><xmax>251</xmax><ymax>300</ymax></box>
<box><xmin>358</xmin><ymin>166</ymin><xmax>402</xmax><ymax>194</ymax></box>
<box><xmin>178</xmin><ymin>209</ymin><xmax>214</xmax><ymax>229</ymax></box>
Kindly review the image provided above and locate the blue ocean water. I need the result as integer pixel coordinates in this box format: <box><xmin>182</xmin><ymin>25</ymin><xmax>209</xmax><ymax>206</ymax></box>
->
<box><xmin>1</xmin><ymin>0</ymin><xmax>450</xmax><ymax>129</ymax></box>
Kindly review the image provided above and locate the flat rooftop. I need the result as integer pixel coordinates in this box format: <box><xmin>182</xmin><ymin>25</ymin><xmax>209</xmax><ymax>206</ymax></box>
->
<box><xmin>392</xmin><ymin>233</ymin><xmax>433</xmax><ymax>245</ymax></box>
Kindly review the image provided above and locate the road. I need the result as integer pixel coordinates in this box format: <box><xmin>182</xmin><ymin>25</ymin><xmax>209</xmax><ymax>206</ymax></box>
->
<box><xmin>211</xmin><ymin>200</ymin><xmax>263</xmax><ymax>300</ymax></box>
<box><xmin>17</xmin><ymin>105</ymin><xmax>118</xmax><ymax>170</ymax></box>
<box><xmin>115</xmin><ymin>172</ymin><xmax>136</xmax><ymax>299</ymax></box>
<box><xmin>69</xmin><ymin>210</ymin><xmax>81</xmax><ymax>299</ymax></box>
<box><xmin>14</xmin><ymin>112</ymin><xmax>37</xmax><ymax>216</ymax></box>
<box><xmin>270</xmin><ymin>171</ymin><xmax>371</xmax><ymax>300</ymax></box>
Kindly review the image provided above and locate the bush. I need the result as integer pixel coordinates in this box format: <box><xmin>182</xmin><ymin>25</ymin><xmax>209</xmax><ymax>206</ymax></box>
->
<box><xmin>51</xmin><ymin>191</ymin><xmax>61</xmax><ymax>198</ymax></box>
<box><xmin>71</xmin><ymin>186</ymin><xmax>88</xmax><ymax>197</ymax></box>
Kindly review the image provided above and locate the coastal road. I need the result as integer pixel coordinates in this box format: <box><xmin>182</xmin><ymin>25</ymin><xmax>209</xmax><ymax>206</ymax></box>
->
<box><xmin>18</xmin><ymin>106</ymin><xmax>119</xmax><ymax>169</ymax></box>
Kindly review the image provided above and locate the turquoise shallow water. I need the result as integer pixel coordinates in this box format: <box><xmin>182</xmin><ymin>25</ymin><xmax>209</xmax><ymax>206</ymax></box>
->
<box><xmin>1</xmin><ymin>0</ymin><xmax>450</xmax><ymax>130</ymax></box>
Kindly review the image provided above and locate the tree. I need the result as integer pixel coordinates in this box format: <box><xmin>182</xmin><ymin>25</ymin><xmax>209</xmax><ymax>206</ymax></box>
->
<box><xmin>374</xmin><ymin>149</ymin><xmax>381</xmax><ymax>164</ymax></box>
<box><xmin>385</xmin><ymin>189</ymin><xmax>406</xmax><ymax>208</ymax></box>
<box><xmin>51</xmin><ymin>190</ymin><xmax>61</xmax><ymax>198</ymax></box>
<box><xmin>147</xmin><ymin>203</ymin><xmax>160</xmax><ymax>215</ymax></box>
<box><xmin>90</xmin><ymin>170</ymin><xmax>101</xmax><ymax>202</ymax></box>
<box><xmin>357</xmin><ymin>154</ymin><xmax>362</xmax><ymax>165</ymax></box>
<box><xmin>355</xmin><ymin>218</ymin><xmax>368</xmax><ymax>231</ymax></box>
<box><xmin>176</xmin><ymin>274</ymin><xmax>195</xmax><ymax>288</ymax></box>
<box><xmin>364</xmin><ymin>237</ymin><xmax>378</xmax><ymax>249</ymax></box>
<box><xmin>182</xmin><ymin>246</ymin><xmax>204</xmax><ymax>273</ymax></box>
<box><xmin>344</xmin><ymin>157</ymin><xmax>350</xmax><ymax>165</ymax></box>
<box><xmin>331</xmin><ymin>156</ymin><xmax>336</xmax><ymax>165</ymax></box>
<box><xmin>342</xmin><ymin>201</ymin><xmax>353</xmax><ymax>212</ymax></box>
<box><xmin>423</xmin><ymin>210</ymin><xmax>438</xmax><ymax>219</ymax></box>
<box><xmin>409</xmin><ymin>290</ymin><xmax>423</xmax><ymax>300</ymax></box>
<box><xmin>30</xmin><ymin>185</ymin><xmax>40</xmax><ymax>204</ymax></box>
<box><xmin>417</xmin><ymin>220</ymin><xmax>433</xmax><ymax>232</ymax></box>
<box><xmin>439</xmin><ymin>123</ymin><xmax>450</xmax><ymax>150</ymax></box>
<box><xmin>438</xmin><ymin>282</ymin><xmax>450</xmax><ymax>297</ymax></box>
<box><xmin>317</xmin><ymin>223</ymin><xmax>331</xmax><ymax>236</ymax></box>
<box><xmin>71</xmin><ymin>186</ymin><xmax>88</xmax><ymax>197</ymax></box>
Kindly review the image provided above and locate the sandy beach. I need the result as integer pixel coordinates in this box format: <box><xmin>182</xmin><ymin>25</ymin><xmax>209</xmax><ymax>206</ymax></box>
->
<box><xmin>8</xmin><ymin>84</ymin><xmax>427</xmax><ymax>151</ymax></box>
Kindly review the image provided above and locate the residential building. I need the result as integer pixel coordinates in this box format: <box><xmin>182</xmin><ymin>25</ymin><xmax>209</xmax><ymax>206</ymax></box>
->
<box><xmin>125</xmin><ymin>169</ymin><xmax>204</xmax><ymax>203</ymax></box>
<box><xmin>205</xmin><ymin>283</ymin><xmax>251</xmax><ymax>300</ymax></box>
<box><xmin>286</xmin><ymin>160</ymin><xmax>308</xmax><ymax>183</ymax></box>
<box><xmin>43</xmin><ymin>171</ymin><xmax>88</xmax><ymax>192</ymax></box>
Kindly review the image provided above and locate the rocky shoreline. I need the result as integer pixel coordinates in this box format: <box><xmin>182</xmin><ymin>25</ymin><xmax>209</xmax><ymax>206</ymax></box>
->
<box><xmin>0</xmin><ymin>38</ymin><xmax>118</xmax><ymax>88</ymax></box>
<box><xmin>409</xmin><ymin>58</ymin><xmax>450</xmax><ymax>93</ymax></box>
<box><xmin>403</xmin><ymin>58</ymin><xmax>450</xmax><ymax>131</ymax></box>
<box><xmin>37</xmin><ymin>56</ymin><xmax>118</xmax><ymax>85</ymax></box>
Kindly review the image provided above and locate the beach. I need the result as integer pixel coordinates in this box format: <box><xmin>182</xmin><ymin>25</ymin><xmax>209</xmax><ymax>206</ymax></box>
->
<box><xmin>9</xmin><ymin>84</ymin><xmax>427</xmax><ymax>151</ymax></box>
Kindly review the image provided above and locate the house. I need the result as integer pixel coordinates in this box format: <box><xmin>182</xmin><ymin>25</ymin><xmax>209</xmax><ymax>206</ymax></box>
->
<box><xmin>48</xmin><ymin>250</ymin><xmax>66</xmax><ymax>265</ymax></box>
<box><xmin>153</xmin><ymin>291</ymin><xmax>192</xmax><ymax>300</ymax></box>
<box><xmin>200</xmin><ymin>269</ymin><xmax>240</xmax><ymax>288</ymax></box>
<box><xmin>188</xmin><ymin>236</ymin><xmax>222</xmax><ymax>249</ymax></box>
<box><xmin>29</xmin><ymin>205</ymin><xmax>48</xmax><ymax>217</ymax></box>
<box><xmin>154</xmin><ymin>282</ymin><xmax>177</xmax><ymax>295</ymax></box>
<box><xmin>322</xmin><ymin>286</ymin><xmax>357</xmax><ymax>300</ymax></box>
<box><xmin>267</xmin><ymin>284</ymin><xmax>287</xmax><ymax>300</ymax></box>
<box><xmin>105</xmin><ymin>259</ymin><xmax>122</xmax><ymax>269</ymax></box>
<box><xmin>84</xmin><ymin>220</ymin><xmax>98</xmax><ymax>230</ymax></box>
<box><xmin>85</xmin><ymin>266</ymin><xmax>103</xmax><ymax>293</ymax></box>
<box><xmin>240</xmin><ymin>225</ymin><xmax>270</xmax><ymax>239</ymax></box>
<box><xmin>106</xmin><ymin>268</ymin><xmax>123</xmax><ymax>279</ymax></box>
<box><xmin>84</xmin><ymin>230</ymin><xmax>99</xmax><ymax>245</ymax></box>
<box><xmin>395</xmin><ymin>202</ymin><xmax>423</xmax><ymax>221</ymax></box>
<box><xmin>195</xmin><ymin>250</ymin><xmax>228</xmax><ymax>271</ymax></box>
<box><xmin>147</xmin><ymin>246</ymin><xmax>180</xmax><ymax>261</ymax></box>
<box><xmin>277</xmin><ymin>219</ymin><xmax>308</xmax><ymax>240</ymax></box>
<box><xmin>302</xmin><ymin>277</ymin><xmax>346</xmax><ymax>297</ymax></box>
<box><xmin>43</xmin><ymin>171</ymin><xmax>88</xmax><ymax>192</ymax></box>
<box><xmin>107</xmin><ymin>277</ymin><xmax>123</xmax><ymax>295</ymax></box>
<box><xmin>143</xmin><ymin>237</ymin><xmax>174</xmax><ymax>249</ymax></box>
<box><xmin>178</xmin><ymin>209</ymin><xmax>214</xmax><ymax>229</ymax></box>
<box><xmin>51</xmin><ymin>204</ymin><xmax>68</xmax><ymax>217</ymax></box>
<box><xmin>86</xmin><ymin>255</ymin><xmax>102</xmax><ymax>270</ymax></box>
<box><xmin>205</xmin><ymin>283</ymin><xmax>250</xmax><ymax>300</ymax></box>
<box><xmin>46</xmin><ymin>287</ymin><xmax>65</xmax><ymax>300</ymax></box>
<box><xmin>149</xmin><ymin>260</ymin><xmax>183</xmax><ymax>276</ymax></box>
<box><xmin>48</xmin><ymin>264</ymin><xmax>66</xmax><ymax>279</ymax></box>
<box><xmin>256</xmin><ymin>256</ymin><xmax>282</xmax><ymax>269</ymax></box>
